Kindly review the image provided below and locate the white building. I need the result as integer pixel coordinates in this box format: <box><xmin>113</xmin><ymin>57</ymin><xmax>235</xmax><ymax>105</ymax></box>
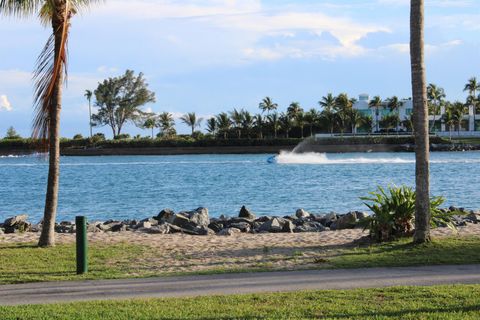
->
<box><xmin>353</xmin><ymin>94</ymin><xmax>479</xmax><ymax>136</ymax></box>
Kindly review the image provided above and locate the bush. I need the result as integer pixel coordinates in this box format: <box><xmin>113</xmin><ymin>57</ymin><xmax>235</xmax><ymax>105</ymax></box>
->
<box><xmin>360</xmin><ymin>185</ymin><xmax>456</xmax><ymax>242</ymax></box>
<box><xmin>114</xmin><ymin>134</ymin><xmax>131</xmax><ymax>140</ymax></box>
<box><xmin>73</xmin><ymin>134</ymin><xmax>84</xmax><ymax>140</ymax></box>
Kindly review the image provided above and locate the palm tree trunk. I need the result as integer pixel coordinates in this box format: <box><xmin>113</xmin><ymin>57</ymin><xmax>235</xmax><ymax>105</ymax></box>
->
<box><xmin>38</xmin><ymin>7</ymin><xmax>66</xmax><ymax>248</ymax></box>
<box><xmin>88</xmin><ymin>98</ymin><xmax>93</xmax><ymax>138</ymax></box>
<box><xmin>410</xmin><ymin>0</ymin><xmax>431</xmax><ymax>244</ymax></box>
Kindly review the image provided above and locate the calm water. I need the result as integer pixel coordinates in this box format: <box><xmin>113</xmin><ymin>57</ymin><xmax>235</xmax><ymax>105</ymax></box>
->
<box><xmin>1</xmin><ymin>152</ymin><xmax>480</xmax><ymax>222</ymax></box>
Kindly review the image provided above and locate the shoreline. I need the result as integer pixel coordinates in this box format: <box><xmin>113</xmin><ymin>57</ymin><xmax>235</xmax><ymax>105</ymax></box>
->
<box><xmin>1</xmin><ymin>143</ymin><xmax>478</xmax><ymax>156</ymax></box>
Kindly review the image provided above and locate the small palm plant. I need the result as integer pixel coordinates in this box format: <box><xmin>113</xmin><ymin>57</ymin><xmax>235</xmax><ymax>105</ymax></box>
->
<box><xmin>361</xmin><ymin>185</ymin><xmax>455</xmax><ymax>242</ymax></box>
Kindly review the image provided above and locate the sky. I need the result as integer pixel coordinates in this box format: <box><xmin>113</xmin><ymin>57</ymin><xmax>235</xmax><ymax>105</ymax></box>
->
<box><xmin>0</xmin><ymin>0</ymin><xmax>479</xmax><ymax>137</ymax></box>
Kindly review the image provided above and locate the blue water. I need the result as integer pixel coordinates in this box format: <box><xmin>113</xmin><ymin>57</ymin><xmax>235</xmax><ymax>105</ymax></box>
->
<box><xmin>1</xmin><ymin>152</ymin><xmax>480</xmax><ymax>223</ymax></box>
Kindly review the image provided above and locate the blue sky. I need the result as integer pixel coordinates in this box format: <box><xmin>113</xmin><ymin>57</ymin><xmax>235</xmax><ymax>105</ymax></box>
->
<box><xmin>0</xmin><ymin>0</ymin><xmax>479</xmax><ymax>137</ymax></box>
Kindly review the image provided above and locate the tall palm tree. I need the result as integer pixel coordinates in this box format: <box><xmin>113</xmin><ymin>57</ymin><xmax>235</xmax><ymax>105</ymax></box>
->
<box><xmin>267</xmin><ymin>112</ymin><xmax>280</xmax><ymax>138</ymax></box>
<box><xmin>84</xmin><ymin>89</ymin><xmax>93</xmax><ymax>138</ymax></box>
<box><xmin>259</xmin><ymin>97</ymin><xmax>278</xmax><ymax>115</ymax></box>
<box><xmin>464</xmin><ymin>77</ymin><xmax>480</xmax><ymax>130</ymax></box>
<box><xmin>158</xmin><ymin>112</ymin><xmax>175</xmax><ymax>138</ymax></box>
<box><xmin>1</xmin><ymin>0</ymin><xmax>100</xmax><ymax>247</ymax></box>
<box><xmin>180</xmin><ymin>112</ymin><xmax>202</xmax><ymax>136</ymax></box>
<box><xmin>451</xmin><ymin>101</ymin><xmax>467</xmax><ymax>136</ymax></box>
<box><xmin>410</xmin><ymin>0</ymin><xmax>430</xmax><ymax>244</ymax></box>
<box><xmin>305</xmin><ymin>108</ymin><xmax>320</xmax><ymax>137</ymax></box>
<box><xmin>334</xmin><ymin>93</ymin><xmax>352</xmax><ymax>135</ymax></box>
<box><xmin>253</xmin><ymin>114</ymin><xmax>264</xmax><ymax>139</ymax></box>
<box><xmin>295</xmin><ymin>111</ymin><xmax>306</xmax><ymax>138</ymax></box>
<box><xmin>349</xmin><ymin>109</ymin><xmax>362</xmax><ymax>135</ymax></box>
<box><xmin>216</xmin><ymin>112</ymin><xmax>231</xmax><ymax>140</ymax></box>
<box><xmin>361</xmin><ymin>115</ymin><xmax>374</xmax><ymax>135</ymax></box>
<box><xmin>241</xmin><ymin>110</ymin><xmax>254</xmax><ymax>138</ymax></box>
<box><xmin>441</xmin><ymin>104</ymin><xmax>455</xmax><ymax>140</ymax></box>
<box><xmin>279</xmin><ymin>113</ymin><xmax>293</xmax><ymax>138</ymax></box>
<box><xmin>386</xmin><ymin>96</ymin><xmax>403</xmax><ymax>133</ymax></box>
<box><xmin>229</xmin><ymin>108</ymin><xmax>244</xmax><ymax>139</ymax></box>
<box><xmin>287</xmin><ymin>102</ymin><xmax>303</xmax><ymax>120</ymax></box>
<box><xmin>206</xmin><ymin>117</ymin><xmax>217</xmax><ymax>136</ymax></box>
<box><xmin>142</xmin><ymin>114</ymin><xmax>157</xmax><ymax>139</ymax></box>
<box><xmin>427</xmin><ymin>84</ymin><xmax>446</xmax><ymax>133</ymax></box>
<box><xmin>319</xmin><ymin>94</ymin><xmax>337</xmax><ymax>136</ymax></box>
<box><xmin>369</xmin><ymin>96</ymin><xmax>383</xmax><ymax>132</ymax></box>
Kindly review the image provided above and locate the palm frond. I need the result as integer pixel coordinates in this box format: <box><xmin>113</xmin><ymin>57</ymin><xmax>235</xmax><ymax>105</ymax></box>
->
<box><xmin>32</xmin><ymin>2</ymin><xmax>71</xmax><ymax>144</ymax></box>
<box><xmin>0</xmin><ymin>0</ymin><xmax>44</xmax><ymax>17</ymax></box>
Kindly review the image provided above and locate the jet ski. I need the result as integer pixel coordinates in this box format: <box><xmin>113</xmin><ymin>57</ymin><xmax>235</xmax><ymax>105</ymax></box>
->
<box><xmin>267</xmin><ymin>155</ymin><xmax>277</xmax><ymax>164</ymax></box>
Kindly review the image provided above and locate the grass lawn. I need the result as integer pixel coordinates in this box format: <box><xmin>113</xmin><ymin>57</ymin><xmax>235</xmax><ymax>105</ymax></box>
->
<box><xmin>1</xmin><ymin>237</ymin><xmax>480</xmax><ymax>285</ymax></box>
<box><xmin>0</xmin><ymin>285</ymin><xmax>479</xmax><ymax>319</ymax></box>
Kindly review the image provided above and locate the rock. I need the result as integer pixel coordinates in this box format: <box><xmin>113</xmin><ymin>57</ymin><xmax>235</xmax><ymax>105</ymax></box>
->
<box><xmin>229</xmin><ymin>222</ymin><xmax>251</xmax><ymax>233</ymax></box>
<box><xmin>296</xmin><ymin>209</ymin><xmax>311</xmax><ymax>219</ymax></box>
<box><xmin>258</xmin><ymin>218</ymin><xmax>285</xmax><ymax>233</ymax></box>
<box><xmin>136</xmin><ymin>221</ymin><xmax>152</xmax><ymax>229</ymax></box>
<box><xmin>208</xmin><ymin>221</ymin><xmax>225</xmax><ymax>233</ymax></box>
<box><xmin>239</xmin><ymin>206</ymin><xmax>256</xmax><ymax>220</ymax></box>
<box><xmin>217</xmin><ymin>228</ymin><xmax>242</xmax><ymax>236</ymax></box>
<box><xmin>355</xmin><ymin>212</ymin><xmax>368</xmax><ymax>220</ymax></box>
<box><xmin>111</xmin><ymin>223</ymin><xmax>127</xmax><ymax>232</ymax></box>
<box><xmin>156</xmin><ymin>209</ymin><xmax>175</xmax><ymax>223</ymax></box>
<box><xmin>87</xmin><ymin>223</ymin><xmax>101</xmax><ymax>233</ymax></box>
<box><xmin>142</xmin><ymin>224</ymin><xmax>171</xmax><ymax>234</ymax></box>
<box><xmin>294</xmin><ymin>222</ymin><xmax>326</xmax><ymax>233</ymax></box>
<box><xmin>282</xmin><ymin>220</ymin><xmax>295</xmax><ymax>233</ymax></box>
<box><xmin>172</xmin><ymin>213</ymin><xmax>194</xmax><ymax>229</ymax></box>
<box><xmin>3</xmin><ymin>215</ymin><xmax>28</xmax><ymax>227</ymax></box>
<box><xmin>255</xmin><ymin>216</ymin><xmax>272</xmax><ymax>223</ymax></box>
<box><xmin>0</xmin><ymin>228</ymin><xmax>3</xmax><ymax>234</ymax></box>
<box><xmin>465</xmin><ymin>212</ymin><xmax>480</xmax><ymax>223</ymax></box>
<box><xmin>188</xmin><ymin>207</ymin><xmax>210</xmax><ymax>227</ymax></box>
<box><xmin>140</xmin><ymin>218</ymin><xmax>158</xmax><ymax>226</ymax></box>
<box><xmin>331</xmin><ymin>212</ymin><xmax>358</xmax><ymax>230</ymax></box>
<box><xmin>55</xmin><ymin>224</ymin><xmax>75</xmax><ymax>234</ymax></box>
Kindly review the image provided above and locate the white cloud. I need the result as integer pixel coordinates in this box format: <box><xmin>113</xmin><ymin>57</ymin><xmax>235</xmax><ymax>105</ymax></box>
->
<box><xmin>379</xmin><ymin>39</ymin><xmax>463</xmax><ymax>55</ymax></box>
<box><xmin>0</xmin><ymin>95</ymin><xmax>12</xmax><ymax>111</ymax></box>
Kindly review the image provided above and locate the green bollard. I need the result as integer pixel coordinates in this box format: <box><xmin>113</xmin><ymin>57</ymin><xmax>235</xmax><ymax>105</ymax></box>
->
<box><xmin>75</xmin><ymin>216</ymin><xmax>88</xmax><ymax>275</ymax></box>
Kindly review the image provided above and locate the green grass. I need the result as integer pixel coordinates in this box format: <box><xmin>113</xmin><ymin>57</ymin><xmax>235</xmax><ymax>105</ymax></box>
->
<box><xmin>329</xmin><ymin>237</ymin><xmax>480</xmax><ymax>269</ymax></box>
<box><xmin>0</xmin><ymin>242</ymin><xmax>147</xmax><ymax>284</ymax></box>
<box><xmin>1</xmin><ymin>285</ymin><xmax>479</xmax><ymax>319</ymax></box>
<box><xmin>1</xmin><ymin>237</ymin><xmax>480</xmax><ymax>285</ymax></box>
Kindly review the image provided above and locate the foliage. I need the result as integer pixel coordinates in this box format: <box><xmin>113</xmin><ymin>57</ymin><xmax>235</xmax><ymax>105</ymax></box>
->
<box><xmin>4</xmin><ymin>126</ymin><xmax>21</xmax><ymax>140</ymax></box>
<box><xmin>360</xmin><ymin>185</ymin><xmax>456</xmax><ymax>242</ymax></box>
<box><xmin>73</xmin><ymin>134</ymin><xmax>83</xmax><ymax>140</ymax></box>
<box><xmin>92</xmin><ymin>70</ymin><xmax>156</xmax><ymax>137</ymax></box>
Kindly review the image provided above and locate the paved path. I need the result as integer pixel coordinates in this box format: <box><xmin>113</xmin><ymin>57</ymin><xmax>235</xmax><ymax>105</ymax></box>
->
<box><xmin>1</xmin><ymin>265</ymin><xmax>480</xmax><ymax>306</ymax></box>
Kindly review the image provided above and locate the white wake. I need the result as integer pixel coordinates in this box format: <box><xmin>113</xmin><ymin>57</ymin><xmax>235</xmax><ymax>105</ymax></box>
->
<box><xmin>276</xmin><ymin>151</ymin><xmax>414</xmax><ymax>165</ymax></box>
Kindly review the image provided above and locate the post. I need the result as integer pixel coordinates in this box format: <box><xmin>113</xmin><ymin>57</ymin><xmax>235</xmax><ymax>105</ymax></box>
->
<box><xmin>76</xmin><ymin>216</ymin><xmax>88</xmax><ymax>275</ymax></box>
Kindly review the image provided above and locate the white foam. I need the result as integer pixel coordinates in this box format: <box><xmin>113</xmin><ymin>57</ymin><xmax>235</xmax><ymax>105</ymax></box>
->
<box><xmin>276</xmin><ymin>151</ymin><xmax>414</xmax><ymax>165</ymax></box>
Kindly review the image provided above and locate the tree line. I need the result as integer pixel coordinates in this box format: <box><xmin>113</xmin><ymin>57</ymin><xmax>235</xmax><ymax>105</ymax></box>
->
<box><xmin>84</xmin><ymin>72</ymin><xmax>479</xmax><ymax>140</ymax></box>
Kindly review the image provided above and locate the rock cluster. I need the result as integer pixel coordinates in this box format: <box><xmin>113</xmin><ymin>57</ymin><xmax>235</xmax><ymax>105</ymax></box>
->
<box><xmin>1</xmin><ymin>206</ymin><xmax>479</xmax><ymax>236</ymax></box>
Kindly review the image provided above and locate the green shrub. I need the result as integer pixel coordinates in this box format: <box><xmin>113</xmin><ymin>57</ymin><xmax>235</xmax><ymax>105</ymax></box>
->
<box><xmin>360</xmin><ymin>185</ymin><xmax>455</xmax><ymax>242</ymax></box>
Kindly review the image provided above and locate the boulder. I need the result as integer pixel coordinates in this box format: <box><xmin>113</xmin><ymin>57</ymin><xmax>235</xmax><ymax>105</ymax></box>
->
<box><xmin>208</xmin><ymin>221</ymin><xmax>225</xmax><ymax>233</ymax></box>
<box><xmin>3</xmin><ymin>215</ymin><xmax>28</xmax><ymax>227</ymax></box>
<box><xmin>331</xmin><ymin>212</ymin><xmax>358</xmax><ymax>230</ymax></box>
<box><xmin>135</xmin><ymin>221</ymin><xmax>152</xmax><ymax>229</ymax></box>
<box><xmin>156</xmin><ymin>209</ymin><xmax>175</xmax><ymax>223</ymax></box>
<box><xmin>143</xmin><ymin>224</ymin><xmax>171</xmax><ymax>234</ymax></box>
<box><xmin>466</xmin><ymin>211</ymin><xmax>480</xmax><ymax>223</ymax></box>
<box><xmin>111</xmin><ymin>223</ymin><xmax>127</xmax><ymax>232</ymax></box>
<box><xmin>217</xmin><ymin>228</ymin><xmax>242</xmax><ymax>236</ymax></box>
<box><xmin>188</xmin><ymin>207</ymin><xmax>210</xmax><ymax>227</ymax></box>
<box><xmin>239</xmin><ymin>206</ymin><xmax>256</xmax><ymax>220</ymax></box>
<box><xmin>296</xmin><ymin>209</ymin><xmax>311</xmax><ymax>219</ymax></box>
<box><xmin>258</xmin><ymin>218</ymin><xmax>285</xmax><ymax>233</ymax></box>
<box><xmin>229</xmin><ymin>222</ymin><xmax>251</xmax><ymax>233</ymax></box>
<box><xmin>294</xmin><ymin>222</ymin><xmax>326</xmax><ymax>233</ymax></box>
<box><xmin>282</xmin><ymin>220</ymin><xmax>295</xmax><ymax>233</ymax></box>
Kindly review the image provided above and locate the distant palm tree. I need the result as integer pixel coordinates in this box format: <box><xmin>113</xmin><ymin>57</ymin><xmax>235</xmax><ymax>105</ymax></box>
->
<box><xmin>427</xmin><ymin>84</ymin><xmax>446</xmax><ymax>133</ymax></box>
<box><xmin>361</xmin><ymin>115</ymin><xmax>374</xmax><ymax>135</ymax></box>
<box><xmin>259</xmin><ymin>97</ymin><xmax>278</xmax><ymax>115</ymax></box>
<box><xmin>1</xmin><ymin>0</ymin><xmax>100</xmax><ymax>247</ymax></box>
<box><xmin>287</xmin><ymin>102</ymin><xmax>303</xmax><ymax>120</ymax></box>
<box><xmin>295</xmin><ymin>111</ymin><xmax>307</xmax><ymax>138</ymax></box>
<box><xmin>386</xmin><ymin>96</ymin><xmax>403</xmax><ymax>133</ymax></box>
<box><xmin>305</xmin><ymin>108</ymin><xmax>320</xmax><ymax>137</ymax></box>
<box><xmin>206</xmin><ymin>117</ymin><xmax>217</xmax><ymax>136</ymax></box>
<box><xmin>280</xmin><ymin>113</ymin><xmax>293</xmax><ymax>138</ymax></box>
<box><xmin>334</xmin><ymin>93</ymin><xmax>352</xmax><ymax>135</ymax></box>
<box><xmin>84</xmin><ymin>90</ymin><xmax>93</xmax><ymax>138</ymax></box>
<box><xmin>267</xmin><ymin>112</ymin><xmax>280</xmax><ymax>138</ymax></box>
<box><xmin>216</xmin><ymin>112</ymin><xmax>231</xmax><ymax>140</ymax></box>
<box><xmin>229</xmin><ymin>108</ymin><xmax>245</xmax><ymax>139</ymax></box>
<box><xmin>411</xmin><ymin>0</ymin><xmax>430</xmax><ymax>244</ymax></box>
<box><xmin>253</xmin><ymin>114</ymin><xmax>264</xmax><ymax>139</ymax></box>
<box><xmin>349</xmin><ymin>109</ymin><xmax>362</xmax><ymax>135</ymax></box>
<box><xmin>319</xmin><ymin>94</ymin><xmax>336</xmax><ymax>111</ymax></box>
<box><xmin>241</xmin><ymin>110</ymin><xmax>254</xmax><ymax>138</ymax></box>
<box><xmin>158</xmin><ymin>112</ymin><xmax>175</xmax><ymax>138</ymax></box>
<box><xmin>464</xmin><ymin>77</ymin><xmax>480</xmax><ymax>129</ymax></box>
<box><xmin>181</xmin><ymin>112</ymin><xmax>203</xmax><ymax>136</ymax></box>
<box><xmin>451</xmin><ymin>102</ymin><xmax>467</xmax><ymax>136</ymax></box>
<box><xmin>441</xmin><ymin>105</ymin><xmax>455</xmax><ymax>140</ymax></box>
<box><xmin>142</xmin><ymin>114</ymin><xmax>158</xmax><ymax>138</ymax></box>
<box><xmin>369</xmin><ymin>96</ymin><xmax>383</xmax><ymax>132</ymax></box>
